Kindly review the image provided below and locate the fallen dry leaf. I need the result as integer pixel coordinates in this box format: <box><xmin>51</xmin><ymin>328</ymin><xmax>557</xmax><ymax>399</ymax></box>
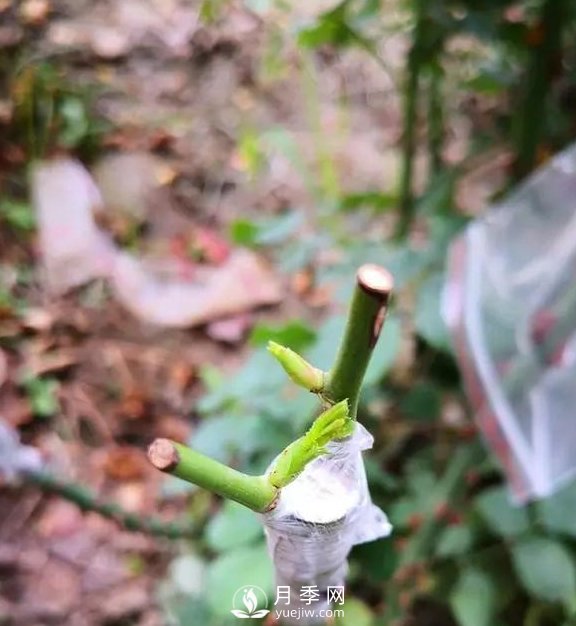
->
<box><xmin>37</xmin><ymin>500</ymin><xmax>84</xmax><ymax>538</ymax></box>
<box><xmin>117</xmin><ymin>388</ymin><xmax>149</xmax><ymax>421</ymax></box>
<box><xmin>93</xmin><ymin>152</ymin><xmax>170</xmax><ymax>219</ymax></box>
<box><xmin>92</xmin><ymin>580</ymin><xmax>149</xmax><ymax>622</ymax></box>
<box><xmin>102</xmin><ymin>446</ymin><xmax>148</xmax><ymax>481</ymax></box>
<box><xmin>206</xmin><ymin>312</ymin><xmax>253</xmax><ymax>343</ymax></box>
<box><xmin>20</xmin><ymin>307</ymin><xmax>54</xmax><ymax>333</ymax></box>
<box><xmin>0</xmin><ymin>392</ymin><xmax>33</xmax><ymax>427</ymax></box>
<box><xmin>167</xmin><ymin>360</ymin><xmax>196</xmax><ymax>393</ymax></box>
<box><xmin>191</xmin><ymin>226</ymin><xmax>231</xmax><ymax>265</ymax></box>
<box><xmin>21</xmin><ymin>558</ymin><xmax>80</xmax><ymax>620</ymax></box>
<box><xmin>33</xmin><ymin>158</ymin><xmax>283</xmax><ymax>326</ymax></box>
<box><xmin>155</xmin><ymin>415</ymin><xmax>190</xmax><ymax>442</ymax></box>
<box><xmin>23</xmin><ymin>349</ymin><xmax>78</xmax><ymax>377</ymax></box>
<box><xmin>19</xmin><ymin>0</ymin><xmax>50</xmax><ymax>25</ymax></box>
<box><xmin>112</xmin><ymin>249</ymin><xmax>282</xmax><ymax>327</ymax></box>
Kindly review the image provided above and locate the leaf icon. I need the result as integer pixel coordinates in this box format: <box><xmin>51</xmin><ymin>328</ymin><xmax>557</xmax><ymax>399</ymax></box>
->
<box><xmin>230</xmin><ymin>610</ymin><xmax>250</xmax><ymax>618</ymax></box>
<box><xmin>243</xmin><ymin>588</ymin><xmax>258</xmax><ymax>614</ymax></box>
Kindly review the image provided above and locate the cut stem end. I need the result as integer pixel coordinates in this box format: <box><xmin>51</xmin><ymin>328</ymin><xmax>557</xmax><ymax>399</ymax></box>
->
<box><xmin>148</xmin><ymin>438</ymin><xmax>180</xmax><ymax>472</ymax></box>
<box><xmin>357</xmin><ymin>264</ymin><xmax>394</xmax><ymax>299</ymax></box>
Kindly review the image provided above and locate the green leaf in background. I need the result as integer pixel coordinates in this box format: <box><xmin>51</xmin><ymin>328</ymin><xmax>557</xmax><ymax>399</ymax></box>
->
<box><xmin>399</xmin><ymin>382</ymin><xmax>441</xmax><ymax>423</ymax></box>
<box><xmin>206</xmin><ymin>543</ymin><xmax>273</xmax><ymax>616</ymax></box>
<box><xmin>58</xmin><ymin>96</ymin><xmax>89</xmax><ymax>148</ymax></box>
<box><xmin>229</xmin><ymin>219</ymin><xmax>260</xmax><ymax>247</ymax></box>
<box><xmin>339</xmin><ymin>191</ymin><xmax>397</xmax><ymax>213</ymax></box>
<box><xmin>197</xmin><ymin>350</ymin><xmax>287</xmax><ymax>415</ymax></box>
<box><xmin>297</xmin><ymin>2</ymin><xmax>354</xmax><ymax>49</ymax></box>
<box><xmin>475</xmin><ymin>486</ymin><xmax>530</xmax><ymax>538</ymax></box>
<box><xmin>414</xmin><ymin>272</ymin><xmax>452</xmax><ymax>353</ymax></box>
<box><xmin>0</xmin><ymin>200</ymin><xmax>36</xmax><ymax>232</ymax></box>
<box><xmin>231</xmin><ymin>212</ymin><xmax>303</xmax><ymax>249</ymax></box>
<box><xmin>206</xmin><ymin>502</ymin><xmax>263</xmax><ymax>552</ymax></box>
<box><xmin>352</xmin><ymin>538</ymin><xmax>397</xmax><ymax>582</ymax></box>
<box><xmin>511</xmin><ymin>536</ymin><xmax>576</xmax><ymax>607</ymax></box>
<box><xmin>21</xmin><ymin>376</ymin><xmax>59</xmax><ymax>418</ymax></box>
<box><xmin>191</xmin><ymin>413</ymin><xmax>290</xmax><ymax>465</ymax></box>
<box><xmin>307</xmin><ymin>313</ymin><xmax>401</xmax><ymax>388</ymax></box>
<box><xmin>436</xmin><ymin>525</ymin><xmax>475</xmax><ymax>559</ymax></box>
<box><xmin>256</xmin><ymin>212</ymin><xmax>303</xmax><ymax>246</ymax></box>
<box><xmin>536</xmin><ymin>479</ymin><xmax>576</xmax><ymax>538</ymax></box>
<box><xmin>250</xmin><ymin>320</ymin><xmax>316</xmax><ymax>352</ymax></box>
<box><xmin>335</xmin><ymin>597</ymin><xmax>374</xmax><ymax>626</ymax></box>
<box><xmin>450</xmin><ymin>567</ymin><xmax>497</xmax><ymax>626</ymax></box>
<box><xmin>169</xmin><ymin>553</ymin><xmax>206</xmax><ymax>597</ymax></box>
<box><xmin>417</xmin><ymin>169</ymin><xmax>458</xmax><ymax>217</ymax></box>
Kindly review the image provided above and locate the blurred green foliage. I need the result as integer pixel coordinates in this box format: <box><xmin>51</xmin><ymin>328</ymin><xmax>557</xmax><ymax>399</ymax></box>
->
<box><xmin>159</xmin><ymin>0</ymin><xmax>576</xmax><ymax>625</ymax></box>
<box><xmin>2</xmin><ymin>0</ymin><xmax>576</xmax><ymax>623</ymax></box>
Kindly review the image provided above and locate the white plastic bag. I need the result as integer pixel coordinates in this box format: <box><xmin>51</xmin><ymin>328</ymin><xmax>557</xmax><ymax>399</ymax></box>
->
<box><xmin>444</xmin><ymin>143</ymin><xmax>576</xmax><ymax>501</ymax></box>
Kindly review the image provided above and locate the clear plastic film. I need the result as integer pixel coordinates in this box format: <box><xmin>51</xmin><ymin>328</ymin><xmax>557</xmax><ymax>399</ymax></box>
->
<box><xmin>0</xmin><ymin>418</ymin><xmax>43</xmax><ymax>481</ymax></box>
<box><xmin>443</xmin><ymin>143</ymin><xmax>576</xmax><ymax>501</ymax></box>
<box><xmin>262</xmin><ymin>422</ymin><xmax>392</xmax><ymax>624</ymax></box>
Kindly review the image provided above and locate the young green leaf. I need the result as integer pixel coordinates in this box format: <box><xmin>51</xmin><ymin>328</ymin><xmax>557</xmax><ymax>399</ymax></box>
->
<box><xmin>267</xmin><ymin>400</ymin><xmax>352</xmax><ymax>488</ymax></box>
<box><xmin>267</xmin><ymin>341</ymin><xmax>325</xmax><ymax>393</ymax></box>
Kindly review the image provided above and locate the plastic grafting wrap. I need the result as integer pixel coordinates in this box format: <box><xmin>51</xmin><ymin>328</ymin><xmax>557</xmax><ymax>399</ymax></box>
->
<box><xmin>262</xmin><ymin>422</ymin><xmax>392</xmax><ymax>623</ymax></box>
<box><xmin>443</xmin><ymin>142</ymin><xmax>576</xmax><ymax>502</ymax></box>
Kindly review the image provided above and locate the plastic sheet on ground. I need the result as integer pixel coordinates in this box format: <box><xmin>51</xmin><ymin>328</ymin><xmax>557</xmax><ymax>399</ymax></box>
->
<box><xmin>443</xmin><ymin>143</ymin><xmax>576</xmax><ymax>501</ymax></box>
<box><xmin>0</xmin><ymin>418</ymin><xmax>43</xmax><ymax>480</ymax></box>
<box><xmin>32</xmin><ymin>158</ymin><xmax>282</xmax><ymax>327</ymax></box>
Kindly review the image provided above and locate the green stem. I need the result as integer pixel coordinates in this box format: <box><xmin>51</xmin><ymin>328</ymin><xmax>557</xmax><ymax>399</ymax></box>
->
<box><xmin>148</xmin><ymin>439</ymin><xmax>277</xmax><ymax>513</ymax></box>
<box><xmin>324</xmin><ymin>264</ymin><xmax>393</xmax><ymax>418</ymax></box>
<box><xmin>513</xmin><ymin>0</ymin><xmax>565</xmax><ymax>180</ymax></box>
<box><xmin>149</xmin><ymin>265</ymin><xmax>393</xmax><ymax>509</ymax></box>
<box><xmin>25</xmin><ymin>470</ymin><xmax>195</xmax><ymax>539</ymax></box>
<box><xmin>427</xmin><ymin>61</ymin><xmax>444</xmax><ymax>178</ymax></box>
<box><xmin>396</xmin><ymin>0</ymin><xmax>426</xmax><ymax>239</ymax></box>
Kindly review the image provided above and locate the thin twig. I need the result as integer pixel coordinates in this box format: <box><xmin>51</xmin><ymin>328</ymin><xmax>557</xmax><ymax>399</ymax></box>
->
<box><xmin>25</xmin><ymin>470</ymin><xmax>196</xmax><ymax>540</ymax></box>
<box><xmin>396</xmin><ymin>0</ymin><xmax>426</xmax><ymax>238</ymax></box>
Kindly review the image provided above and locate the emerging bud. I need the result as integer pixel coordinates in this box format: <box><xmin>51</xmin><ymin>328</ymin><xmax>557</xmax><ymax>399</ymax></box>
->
<box><xmin>267</xmin><ymin>399</ymin><xmax>353</xmax><ymax>489</ymax></box>
<box><xmin>267</xmin><ymin>341</ymin><xmax>325</xmax><ymax>393</ymax></box>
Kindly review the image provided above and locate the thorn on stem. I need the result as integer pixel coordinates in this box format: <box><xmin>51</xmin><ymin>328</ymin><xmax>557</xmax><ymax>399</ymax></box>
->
<box><xmin>148</xmin><ymin>438</ymin><xmax>180</xmax><ymax>472</ymax></box>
